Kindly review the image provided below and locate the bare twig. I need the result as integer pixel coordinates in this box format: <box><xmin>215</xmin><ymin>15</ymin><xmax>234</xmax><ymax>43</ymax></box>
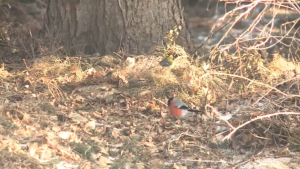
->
<box><xmin>223</xmin><ymin>111</ymin><xmax>300</xmax><ymax>140</ymax></box>
<box><xmin>206</xmin><ymin>104</ymin><xmax>236</xmax><ymax>129</ymax></box>
<box><xmin>210</xmin><ymin>72</ymin><xmax>300</xmax><ymax>98</ymax></box>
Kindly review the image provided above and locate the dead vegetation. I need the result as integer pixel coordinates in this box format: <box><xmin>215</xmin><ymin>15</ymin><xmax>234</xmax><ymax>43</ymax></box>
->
<box><xmin>1</xmin><ymin>0</ymin><xmax>300</xmax><ymax>169</ymax></box>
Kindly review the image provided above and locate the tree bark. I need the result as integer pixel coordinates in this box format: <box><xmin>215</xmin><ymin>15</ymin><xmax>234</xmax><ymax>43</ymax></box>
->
<box><xmin>45</xmin><ymin>0</ymin><xmax>192</xmax><ymax>55</ymax></box>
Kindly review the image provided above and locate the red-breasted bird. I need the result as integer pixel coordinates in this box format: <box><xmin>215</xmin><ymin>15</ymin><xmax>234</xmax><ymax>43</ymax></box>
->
<box><xmin>167</xmin><ymin>97</ymin><xmax>201</xmax><ymax>120</ymax></box>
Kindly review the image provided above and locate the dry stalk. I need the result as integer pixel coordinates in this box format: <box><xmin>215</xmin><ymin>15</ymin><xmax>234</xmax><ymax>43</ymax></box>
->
<box><xmin>211</xmin><ymin>0</ymin><xmax>300</xmax><ymax>60</ymax></box>
<box><xmin>223</xmin><ymin>111</ymin><xmax>300</xmax><ymax>140</ymax></box>
<box><xmin>212</xmin><ymin>0</ymin><xmax>263</xmax><ymax>52</ymax></box>
<box><xmin>205</xmin><ymin>104</ymin><xmax>236</xmax><ymax>130</ymax></box>
<box><xmin>253</xmin><ymin>75</ymin><xmax>300</xmax><ymax>105</ymax></box>
<box><xmin>210</xmin><ymin>72</ymin><xmax>300</xmax><ymax>98</ymax></box>
<box><xmin>220</xmin><ymin>0</ymin><xmax>300</xmax><ymax>6</ymax></box>
<box><xmin>48</xmin><ymin>82</ymin><xmax>64</xmax><ymax>99</ymax></box>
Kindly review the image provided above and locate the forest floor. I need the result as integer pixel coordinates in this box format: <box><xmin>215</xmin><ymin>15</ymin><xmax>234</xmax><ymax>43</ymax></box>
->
<box><xmin>1</xmin><ymin>1</ymin><xmax>300</xmax><ymax>169</ymax></box>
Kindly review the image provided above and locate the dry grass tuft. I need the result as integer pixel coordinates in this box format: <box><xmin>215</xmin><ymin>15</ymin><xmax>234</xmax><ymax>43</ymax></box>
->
<box><xmin>32</xmin><ymin>56</ymin><xmax>87</xmax><ymax>82</ymax></box>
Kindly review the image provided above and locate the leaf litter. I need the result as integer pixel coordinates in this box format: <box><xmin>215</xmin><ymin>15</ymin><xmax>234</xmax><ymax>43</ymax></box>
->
<box><xmin>1</xmin><ymin>1</ymin><xmax>300</xmax><ymax>169</ymax></box>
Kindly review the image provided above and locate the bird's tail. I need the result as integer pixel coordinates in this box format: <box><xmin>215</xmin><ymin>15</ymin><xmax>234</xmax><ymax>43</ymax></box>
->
<box><xmin>188</xmin><ymin>109</ymin><xmax>201</xmax><ymax>113</ymax></box>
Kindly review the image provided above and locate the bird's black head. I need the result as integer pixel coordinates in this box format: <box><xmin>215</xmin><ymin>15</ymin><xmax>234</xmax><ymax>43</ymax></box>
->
<box><xmin>167</xmin><ymin>97</ymin><xmax>174</xmax><ymax>106</ymax></box>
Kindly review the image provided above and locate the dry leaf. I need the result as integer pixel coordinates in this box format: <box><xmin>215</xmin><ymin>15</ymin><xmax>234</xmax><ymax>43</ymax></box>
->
<box><xmin>98</xmin><ymin>156</ymin><xmax>112</xmax><ymax>168</ymax></box>
<box><xmin>94</xmin><ymin>71</ymin><xmax>102</xmax><ymax>77</ymax></box>
<box><xmin>124</xmin><ymin>121</ymin><xmax>131</xmax><ymax>126</ymax></box>
<box><xmin>41</xmin><ymin>77</ymin><xmax>51</xmax><ymax>84</ymax></box>
<box><xmin>149</xmin><ymin>103</ymin><xmax>156</xmax><ymax>109</ymax></box>
<box><xmin>181</xmin><ymin>139</ymin><xmax>189</xmax><ymax>149</ymax></box>
<box><xmin>174</xmin><ymin>163</ymin><xmax>187</xmax><ymax>169</ymax></box>
<box><xmin>52</xmin><ymin>126</ymin><xmax>61</xmax><ymax>132</ymax></box>
<box><xmin>186</xmin><ymin>75</ymin><xmax>193</xmax><ymax>85</ymax></box>
<box><xmin>87</xmin><ymin>68</ymin><xmax>96</xmax><ymax>77</ymax></box>
<box><xmin>112</xmin><ymin>129</ymin><xmax>120</xmax><ymax>139</ymax></box>
<box><xmin>157</xmin><ymin>134</ymin><xmax>165</xmax><ymax>142</ymax></box>
<box><xmin>226</xmin><ymin>103</ymin><xmax>236</xmax><ymax>112</ymax></box>
<box><xmin>189</xmin><ymin>87</ymin><xmax>196</xmax><ymax>95</ymax></box>
<box><xmin>58</xmin><ymin>131</ymin><xmax>73</xmax><ymax>140</ymax></box>
<box><xmin>149</xmin><ymin>159</ymin><xmax>163</xmax><ymax>168</ymax></box>
<box><xmin>215</xmin><ymin>134</ymin><xmax>224</xmax><ymax>143</ymax></box>
<box><xmin>84</xmin><ymin>121</ymin><xmax>96</xmax><ymax>131</ymax></box>
<box><xmin>69</xmin><ymin>113</ymin><xmax>88</xmax><ymax>123</ymax></box>
<box><xmin>126</xmin><ymin>57</ymin><xmax>135</xmax><ymax>67</ymax></box>
<box><xmin>92</xmin><ymin>112</ymin><xmax>103</xmax><ymax>119</ymax></box>
<box><xmin>81</xmin><ymin>162</ymin><xmax>91</xmax><ymax>169</ymax></box>
<box><xmin>99</xmin><ymin>147</ymin><xmax>109</xmax><ymax>155</ymax></box>
<box><xmin>161</xmin><ymin>111</ymin><xmax>168</xmax><ymax>118</ymax></box>
<box><xmin>29</xmin><ymin>142</ymin><xmax>38</xmax><ymax>156</ymax></box>
<box><xmin>141</xmin><ymin>141</ymin><xmax>155</xmax><ymax>147</ymax></box>
<box><xmin>139</xmin><ymin>90</ymin><xmax>151</xmax><ymax>97</ymax></box>
<box><xmin>39</xmin><ymin>145</ymin><xmax>52</xmax><ymax>160</ymax></box>
<box><xmin>70</xmin><ymin>66</ymin><xmax>76</xmax><ymax>72</ymax></box>
<box><xmin>232</xmin><ymin>139</ymin><xmax>237</xmax><ymax>150</ymax></box>
<box><xmin>159</xmin><ymin>118</ymin><xmax>167</xmax><ymax>125</ymax></box>
<box><xmin>242</xmin><ymin>133</ymin><xmax>252</xmax><ymax>145</ymax></box>
<box><xmin>22</xmin><ymin>113</ymin><xmax>32</xmax><ymax>124</ymax></box>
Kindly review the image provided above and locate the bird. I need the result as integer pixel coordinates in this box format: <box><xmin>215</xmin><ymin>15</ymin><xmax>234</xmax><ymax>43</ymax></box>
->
<box><xmin>167</xmin><ymin>97</ymin><xmax>201</xmax><ymax>120</ymax></box>
<box><xmin>159</xmin><ymin>55</ymin><xmax>174</xmax><ymax>68</ymax></box>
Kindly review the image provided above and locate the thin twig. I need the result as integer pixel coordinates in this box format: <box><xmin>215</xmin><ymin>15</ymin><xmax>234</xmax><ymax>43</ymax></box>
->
<box><xmin>206</xmin><ymin>104</ymin><xmax>236</xmax><ymax>130</ymax></box>
<box><xmin>210</xmin><ymin>72</ymin><xmax>300</xmax><ymax>98</ymax></box>
<box><xmin>223</xmin><ymin>111</ymin><xmax>300</xmax><ymax>140</ymax></box>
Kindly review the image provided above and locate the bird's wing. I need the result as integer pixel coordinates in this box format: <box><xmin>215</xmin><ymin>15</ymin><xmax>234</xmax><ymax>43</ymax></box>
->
<box><xmin>173</xmin><ymin>98</ymin><xmax>201</xmax><ymax>112</ymax></box>
<box><xmin>173</xmin><ymin>98</ymin><xmax>190</xmax><ymax>109</ymax></box>
<box><xmin>187</xmin><ymin>109</ymin><xmax>201</xmax><ymax>112</ymax></box>
<box><xmin>177</xmin><ymin>105</ymin><xmax>190</xmax><ymax>110</ymax></box>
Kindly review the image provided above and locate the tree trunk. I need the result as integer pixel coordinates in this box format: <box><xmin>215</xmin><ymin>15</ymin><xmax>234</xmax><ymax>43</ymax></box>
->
<box><xmin>45</xmin><ymin>0</ymin><xmax>192</xmax><ymax>55</ymax></box>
